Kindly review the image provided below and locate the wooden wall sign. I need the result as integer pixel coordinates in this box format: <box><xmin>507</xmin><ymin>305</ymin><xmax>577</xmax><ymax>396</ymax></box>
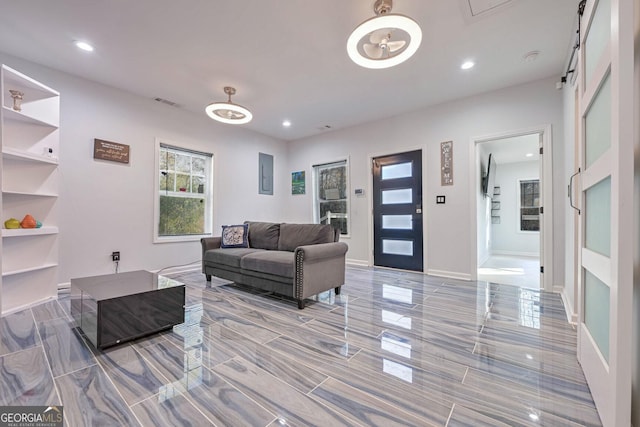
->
<box><xmin>440</xmin><ymin>140</ymin><xmax>453</xmax><ymax>186</ymax></box>
<box><xmin>94</xmin><ymin>139</ymin><xmax>130</xmax><ymax>164</ymax></box>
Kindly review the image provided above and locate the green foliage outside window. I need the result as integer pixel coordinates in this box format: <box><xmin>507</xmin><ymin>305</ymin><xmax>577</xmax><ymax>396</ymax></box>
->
<box><xmin>159</xmin><ymin>196</ymin><xmax>205</xmax><ymax>236</ymax></box>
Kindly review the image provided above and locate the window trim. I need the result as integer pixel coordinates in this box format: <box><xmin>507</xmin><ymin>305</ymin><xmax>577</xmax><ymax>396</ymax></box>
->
<box><xmin>517</xmin><ymin>177</ymin><xmax>540</xmax><ymax>234</ymax></box>
<box><xmin>153</xmin><ymin>138</ymin><xmax>214</xmax><ymax>243</ymax></box>
<box><xmin>312</xmin><ymin>158</ymin><xmax>350</xmax><ymax>237</ymax></box>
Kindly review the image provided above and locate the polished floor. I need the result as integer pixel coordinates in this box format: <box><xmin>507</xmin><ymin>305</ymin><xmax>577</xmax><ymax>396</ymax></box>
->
<box><xmin>0</xmin><ymin>266</ymin><xmax>601</xmax><ymax>426</ymax></box>
<box><xmin>478</xmin><ymin>254</ymin><xmax>540</xmax><ymax>289</ymax></box>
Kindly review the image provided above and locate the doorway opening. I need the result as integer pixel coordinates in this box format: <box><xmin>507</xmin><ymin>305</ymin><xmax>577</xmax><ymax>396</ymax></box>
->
<box><xmin>472</xmin><ymin>129</ymin><xmax>551</xmax><ymax>290</ymax></box>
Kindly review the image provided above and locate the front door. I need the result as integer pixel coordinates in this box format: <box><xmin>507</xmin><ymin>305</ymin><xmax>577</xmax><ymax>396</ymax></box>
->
<box><xmin>576</xmin><ymin>0</ymin><xmax>633</xmax><ymax>425</ymax></box>
<box><xmin>372</xmin><ymin>150</ymin><xmax>423</xmax><ymax>271</ymax></box>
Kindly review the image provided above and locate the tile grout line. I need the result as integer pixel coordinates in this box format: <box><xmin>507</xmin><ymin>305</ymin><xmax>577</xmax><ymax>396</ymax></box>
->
<box><xmin>29</xmin><ymin>308</ymin><xmax>63</xmax><ymax>407</ymax></box>
<box><xmin>445</xmin><ymin>403</ymin><xmax>456</xmax><ymax>426</ymax></box>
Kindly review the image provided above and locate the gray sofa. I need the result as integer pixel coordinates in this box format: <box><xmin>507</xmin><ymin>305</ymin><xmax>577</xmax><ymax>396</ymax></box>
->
<box><xmin>201</xmin><ymin>221</ymin><xmax>348</xmax><ymax>309</ymax></box>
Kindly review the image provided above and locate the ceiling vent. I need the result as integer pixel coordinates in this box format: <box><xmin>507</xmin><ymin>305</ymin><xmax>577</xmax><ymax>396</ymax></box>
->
<box><xmin>154</xmin><ymin>97</ymin><xmax>180</xmax><ymax>108</ymax></box>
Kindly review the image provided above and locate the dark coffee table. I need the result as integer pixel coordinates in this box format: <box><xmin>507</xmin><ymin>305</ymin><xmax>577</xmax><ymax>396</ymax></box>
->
<box><xmin>70</xmin><ymin>270</ymin><xmax>185</xmax><ymax>349</ymax></box>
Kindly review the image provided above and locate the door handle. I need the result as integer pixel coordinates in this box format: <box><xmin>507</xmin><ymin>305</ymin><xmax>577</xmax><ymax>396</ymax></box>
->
<box><xmin>568</xmin><ymin>168</ymin><xmax>581</xmax><ymax>215</ymax></box>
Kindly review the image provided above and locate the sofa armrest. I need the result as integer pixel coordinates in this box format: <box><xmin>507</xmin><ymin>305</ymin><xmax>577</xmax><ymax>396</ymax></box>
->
<box><xmin>294</xmin><ymin>242</ymin><xmax>348</xmax><ymax>300</ymax></box>
<box><xmin>201</xmin><ymin>237</ymin><xmax>221</xmax><ymax>272</ymax></box>
<box><xmin>201</xmin><ymin>236</ymin><xmax>221</xmax><ymax>252</ymax></box>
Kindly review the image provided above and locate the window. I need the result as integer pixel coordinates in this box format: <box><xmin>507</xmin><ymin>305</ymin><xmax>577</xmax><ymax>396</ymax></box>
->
<box><xmin>313</xmin><ymin>160</ymin><xmax>348</xmax><ymax>235</ymax></box>
<box><xmin>519</xmin><ymin>179</ymin><xmax>540</xmax><ymax>231</ymax></box>
<box><xmin>155</xmin><ymin>142</ymin><xmax>213</xmax><ymax>242</ymax></box>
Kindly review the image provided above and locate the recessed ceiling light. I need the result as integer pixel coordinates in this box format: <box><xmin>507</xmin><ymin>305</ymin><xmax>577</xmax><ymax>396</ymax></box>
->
<box><xmin>74</xmin><ymin>41</ymin><xmax>94</xmax><ymax>52</ymax></box>
<box><xmin>526</xmin><ymin>153</ymin><xmax>534</xmax><ymax>157</ymax></box>
<box><xmin>529</xmin><ymin>413</ymin><xmax>540</xmax><ymax>422</ymax></box>
<box><xmin>282</xmin><ymin>120</ymin><xmax>291</xmax><ymax>127</ymax></box>
<box><xmin>461</xmin><ymin>60</ymin><xmax>475</xmax><ymax>70</ymax></box>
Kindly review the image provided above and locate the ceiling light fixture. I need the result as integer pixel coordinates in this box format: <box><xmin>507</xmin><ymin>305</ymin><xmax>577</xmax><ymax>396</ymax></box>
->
<box><xmin>74</xmin><ymin>41</ymin><xmax>94</xmax><ymax>52</ymax></box>
<box><xmin>205</xmin><ymin>86</ymin><xmax>252</xmax><ymax>125</ymax></box>
<box><xmin>347</xmin><ymin>0</ymin><xmax>422</xmax><ymax>69</ymax></box>
<box><xmin>461</xmin><ymin>60</ymin><xmax>475</xmax><ymax>70</ymax></box>
<box><xmin>282</xmin><ymin>120</ymin><xmax>291</xmax><ymax>127</ymax></box>
<box><xmin>526</xmin><ymin>153</ymin><xmax>534</xmax><ymax>157</ymax></box>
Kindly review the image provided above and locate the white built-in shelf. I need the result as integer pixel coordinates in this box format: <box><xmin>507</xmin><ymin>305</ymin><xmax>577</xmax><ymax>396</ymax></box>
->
<box><xmin>2</xmin><ymin>263</ymin><xmax>58</xmax><ymax>278</ymax></box>
<box><xmin>2</xmin><ymin>146</ymin><xmax>58</xmax><ymax>164</ymax></box>
<box><xmin>2</xmin><ymin>65</ymin><xmax>59</xmax><ymax>99</ymax></box>
<box><xmin>2</xmin><ymin>226</ymin><xmax>58</xmax><ymax>238</ymax></box>
<box><xmin>2</xmin><ymin>106</ymin><xmax>58</xmax><ymax>128</ymax></box>
<box><xmin>2</xmin><ymin>190</ymin><xmax>58</xmax><ymax>198</ymax></box>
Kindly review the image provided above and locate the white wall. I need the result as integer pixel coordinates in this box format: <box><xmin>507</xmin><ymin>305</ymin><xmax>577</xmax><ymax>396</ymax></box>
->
<box><xmin>287</xmin><ymin>77</ymin><xmax>565</xmax><ymax>282</ymax></box>
<box><xmin>491</xmin><ymin>160</ymin><xmax>540</xmax><ymax>256</ymax></box>
<box><xmin>0</xmin><ymin>52</ymin><xmax>289</xmax><ymax>284</ymax></box>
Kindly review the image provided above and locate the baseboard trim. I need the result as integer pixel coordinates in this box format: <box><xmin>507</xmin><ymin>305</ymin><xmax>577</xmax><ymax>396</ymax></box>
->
<box><xmin>557</xmin><ymin>286</ymin><xmax>578</xmax><ymax>325</ymax></box>
<box><xmin>346</xmin><ymin>258</ymin><xmax>369</xmax><ymax>267</ymax></box>
<box><xmin>491</xmin><ymin>250</ymin><xmax>539</xmax><ymax>258</ymax></box>
<box><xmin>426</xmin><ymin>269</ymin><xmax>472</xmax><ymax>281</ymax></box>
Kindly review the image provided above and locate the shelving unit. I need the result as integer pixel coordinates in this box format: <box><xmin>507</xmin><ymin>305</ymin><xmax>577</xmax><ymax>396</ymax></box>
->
<box><xmin>1</xmin><ymin>65</ymin><xmax>60</xmax><ymax>315</ymax></box>
<box><xmin>491</xmin><ymin>186</ymin><xmax>501</xmax><ymax>224</ymax></box>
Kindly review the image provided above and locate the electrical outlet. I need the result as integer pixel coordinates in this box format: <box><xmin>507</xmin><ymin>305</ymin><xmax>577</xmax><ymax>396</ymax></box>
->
<box><xmin>112</xmin><ymin>251</ymin><xmax>120</xmax><ymax>262</ymax></box>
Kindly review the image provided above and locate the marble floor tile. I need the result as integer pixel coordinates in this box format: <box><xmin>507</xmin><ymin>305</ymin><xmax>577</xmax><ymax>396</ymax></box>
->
<box><xmin>31</xmin><ymin>300</ymin><xmax>69</xmax><ymax>323</ymax></box>
<box><xmin>0</xmin><ymin>266</ymin><xmax>602</xmax><ymax>426</ymax></box>
<box><xmin>0</xmin><ymin>346</ymin><xmax>59</xmax><ymax>406</ymax></box>
<box><xmin>131</xmin><ymin>393</ymin><xmax>213</xmax><ymax>427</ymax></box>
<box><xmin>213</xmin><ymin>357</ymin><xmax>359</xmax><ymax>426</ymax></box>
<box><xmin>311</xmin><ymin>377</ymin><xmax>436</xmax><ymax>426</ymax></box>
<box><xmin>0</xmin><ymin>309</ymin><xmax>40</xmax><ymax>357</ymax></box>
<box><xmin>37</xmin><ymin>318</ymin><xmax>96</xmax><ymax>377</ymax></box>
<box><xmin>95</xmin><ymin>344</ymin><xmax>172</xmax><ymax>406</ymax></box>
<box><xmin>180</xmin><ymin>367</ymin><xmax>276</xmax><ymax>426</ymax></box>
<box><xmin>55</xmin><ymin>364</ymin><xmax>139</xmax><ymax>426</ymax></box>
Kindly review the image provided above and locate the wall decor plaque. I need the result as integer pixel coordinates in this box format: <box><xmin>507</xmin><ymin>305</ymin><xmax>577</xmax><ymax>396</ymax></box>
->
<box><xmin>440</xmin><ymin>140</ymin><xmax>453</xmax><ymax>186</ymax></box>
<box><xmin>94</xmin><ymin>139</ymin><xmax>130</xmax><ymax>164</ymax></box>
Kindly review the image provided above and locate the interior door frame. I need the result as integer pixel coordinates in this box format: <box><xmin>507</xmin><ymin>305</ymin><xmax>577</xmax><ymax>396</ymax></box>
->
<box><xmin>367</xmin><ymin>146</ymin><xmax>427</xmax><ymax>269</ymax></box>
<box><xmin>468</xmin><ymin>124</ymin><xmax>554</xmax><ymax>292</ymax></box>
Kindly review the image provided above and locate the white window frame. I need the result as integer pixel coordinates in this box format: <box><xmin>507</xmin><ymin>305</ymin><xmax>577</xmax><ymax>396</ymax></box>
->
<box><xmin>153</xmin><ymin>139</ymin><xmax>214</xmax><ymax>243</ymax></box>
<box><xmin>312</xmin><ymin>159</ymin><xmax>350</xmax><ymax>236</ymax></box>
<box><xmin>517</xmin><ymin>177</ymin><xmax>540</xmax><ymax>234</ymax></box>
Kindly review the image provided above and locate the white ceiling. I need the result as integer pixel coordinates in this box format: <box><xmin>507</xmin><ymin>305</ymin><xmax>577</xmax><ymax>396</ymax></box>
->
<box><xmin>0</xmin><ymin>0</ymin><xmax>578</xmax><ymax>141</ymax></box>
<box><xmin>481</xmin><ymin>133</ymin><xmax>540</xmax><ymax>164</ymax></box>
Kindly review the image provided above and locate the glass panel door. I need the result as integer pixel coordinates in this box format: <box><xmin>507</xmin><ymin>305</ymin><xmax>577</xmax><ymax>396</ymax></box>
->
<box><xmin>576</xmin><ymin>0</ymin><xmax>633</xmax><ymax>425</ymax></box>
<box><xmin>372</xmin><ymin>150</ymin><xmax>423</xmax><ymax>271</ymax></box>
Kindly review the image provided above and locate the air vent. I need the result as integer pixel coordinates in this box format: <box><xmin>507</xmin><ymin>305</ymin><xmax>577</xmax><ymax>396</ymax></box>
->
<box><xmin>154</xmin><ymin>97</ymin><xmax>180</xmax><ymax>108</ymax></box>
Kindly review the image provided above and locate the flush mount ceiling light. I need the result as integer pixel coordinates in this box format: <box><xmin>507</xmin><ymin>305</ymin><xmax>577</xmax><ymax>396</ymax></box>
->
<box><xmin>205</xmin><ymin>86</ymin><xmax>252</xmax><ymax>124</ymax></box>
<box><xmin>347</xmin><ymin>0</ymin><xmax>422</xmax><ymax>69</ymax></box>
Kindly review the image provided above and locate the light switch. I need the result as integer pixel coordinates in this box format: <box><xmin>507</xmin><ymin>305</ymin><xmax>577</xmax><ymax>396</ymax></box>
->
<box><xmin>436</xmin><ymin>196</ymin><xmax>446</xmax><ymax>204</ymax></box>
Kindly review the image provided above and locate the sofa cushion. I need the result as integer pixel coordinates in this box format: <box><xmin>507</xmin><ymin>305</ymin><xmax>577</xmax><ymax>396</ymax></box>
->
<box><xmin>240</xmin><ymin>251</ymin><xmax>295</xmax><ymax>278</ymax></box>
<box><xmin>204</xmin><ymin>248</ymin><xmax>263</xmax><ymax>268</ymax></box>
<box><xmin>278</xmin><ymin>223</ymin><xmax>335</xmax><ymax>252</ymax></box>
<box><xmin>221</xmin><ymin>224</ymin><xmax>249</xmax><ymax>248</ymax></box>
<box><xmin>246</xmin><ymin>221</ymin><xmax>280</xmax><ymax>250</ymax></box>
